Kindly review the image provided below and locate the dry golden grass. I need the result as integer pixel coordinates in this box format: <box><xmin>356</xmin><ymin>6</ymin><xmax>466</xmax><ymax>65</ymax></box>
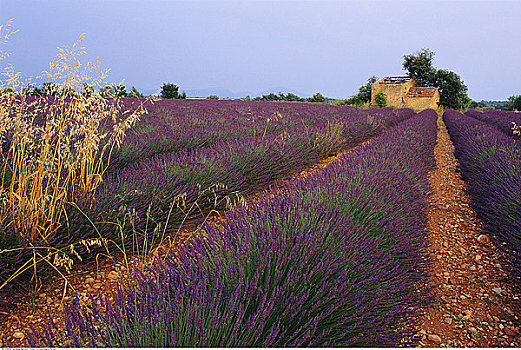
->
<box><xmin>0</xmin><ymin>19</ymin><xmax>148</xmax><ymax>288</ymax></box>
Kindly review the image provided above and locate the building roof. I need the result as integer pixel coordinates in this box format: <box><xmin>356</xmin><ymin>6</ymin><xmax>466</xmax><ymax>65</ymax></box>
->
<box><xmin>407</xmin><ymin>86</ymin><xmax>438</xmax><ymax>98</ymax></box>
<box><xmin>379</xmin><ymin>76</ymin><xmax>411</xmax><ymax>84</ymax></box>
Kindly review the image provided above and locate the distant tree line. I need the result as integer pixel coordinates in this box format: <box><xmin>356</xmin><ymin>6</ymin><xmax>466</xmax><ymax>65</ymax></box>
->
<box><xmin>468</xmin><ymin>99</ymin><xmax>510</xmax><ymax>110</ymax></box>
<box><xmin>9</xmin><ymin>82</ymin><xmax>147</xmax><ymax>98</ymax></box>
<box><xmin>8</xmin><ymin>82</ymin><xmax>191</xmax><ymax>100</ymax></box>
<box><xmin>243</xmin><ymin>92</ymin><xmax>329</xmax><ymax>103</ymax></box>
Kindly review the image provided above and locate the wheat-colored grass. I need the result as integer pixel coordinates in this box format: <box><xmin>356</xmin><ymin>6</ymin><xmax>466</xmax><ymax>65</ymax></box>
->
<box><xmin>0</xmin><ymin>20</ymin><xmax>148</xmax><ymax>287</ymax></box>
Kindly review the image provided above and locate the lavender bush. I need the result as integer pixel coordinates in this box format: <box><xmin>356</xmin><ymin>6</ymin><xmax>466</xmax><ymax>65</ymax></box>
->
<box><xmin>31</xmin><ymin>109</ymin><xmax>437</xmax><ymax>347</ymax></box>
<box><xmin>106</xmin><ymin>99</ymin><xmax>415</xmax><ymax>170</ymax></box>
<box><xmin>465</xmin><ymin>108</ymin><xmax>521</xmax><ymax>139</ymax></box>
<box><xmin>0</xmin><ymin>100</ymin><xmax>415</xmax><ymax>289</ymax></box>
<box><xmin>444</xmin><ymin>109</ymin><xmax>521</xmax><ymax>290</ymax></box>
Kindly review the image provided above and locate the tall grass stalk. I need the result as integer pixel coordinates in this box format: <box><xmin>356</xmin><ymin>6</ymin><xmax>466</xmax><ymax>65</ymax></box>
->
<box><xmin>0</xmin><ymin>20</ymin><xmax>147</xmax><ymax>287</ymax></box>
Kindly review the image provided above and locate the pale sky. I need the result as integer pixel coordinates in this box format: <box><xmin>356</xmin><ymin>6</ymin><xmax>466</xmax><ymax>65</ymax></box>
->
<box><xmin>1</xmin><ymin>0</ymin><xmax>520</xmax><ymax>100</ymax></box>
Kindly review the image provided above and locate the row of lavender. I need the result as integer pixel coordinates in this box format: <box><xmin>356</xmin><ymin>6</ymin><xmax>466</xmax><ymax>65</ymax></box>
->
<box><xmin>32</xmin><ymin>109</ymin><xmax>438</xmax><ymax>347</ymax></box>
<box><xmin>61</xmin><ymin>103</ymin><xmax>415</xmax><ymax>256</ymax></box>
<box><xmin>464</xmin><ymin>108</ymin><xmax>521</xmax><ymax>139</ymax></box>
<box><xmin>107</xmin><ymin>99</ymin><xmax>409</xmax><ymax>170</ymax></box>
<box><xmin>443</xmin><ymin>110</ymin><xmax>521</xmax><ymax>290</ymax></box>
<box><xmin>0</xmin><ymin>101</ymin><xmax>415</xmax><ymax>288</ymax></box>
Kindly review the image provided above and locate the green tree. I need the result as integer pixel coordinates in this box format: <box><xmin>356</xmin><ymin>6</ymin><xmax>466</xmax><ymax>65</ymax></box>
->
<box><xmin>99</xmin><ymin>83</ymin><xmax>127</xmax><ymax>98</ymax></box>
<box><xmin>402</xmin><ymin>49</ymin><xmax>470</xmax><ymax>110</ymax></box>
<box><xmin>160</xmin><ymin>83</ymin><xmax>186</xmax><ymax>99</ymax></box>
<box><xmin>22</xmin><ymin>84</ymin><xmax>43</xmax><ymax>96</ymax></box>
<box><xmin>206</xmin><ymin>95</ymin><xmax>219</xmax><ymax>99</ymax></box>
<box><xmin>357</xmin><ymin>76</ymin><xmax>378</xmax><ymax>104</ymax></box>
<box><xmin>375</xmin><ymin>92</ymin><xmax>387</xmax><ymax>107</ymax></box>
<box><xmin>307</xmin><ymin>92</ymin><xmax>326</xmax><ymax>103</ymax></box>
<box><xmin>506</xmin><ymin>95</ymin><xmax>521</xmax><ymax>111</ymax></box>
<box><xmin>402</xmin><ymin>48</ymin><xmax>436</xmax><ymax>87</ymax></box>
<box><xmin>114</xmin><ymin>84</ymin><xmax>127</xmax><ymax>97</ymax></box>
<box><xmin>285</xmin><ymin>92</ymin><xmax>305</xmax><ymax>102</ymax></box>
<box><xmin>339</xmin><ymin>76</ymin><xmax>377</xmax><ymax>106</ymax></box>
<box><xmin>99</xmin><ymin>85</ymin><xmax>111</xmax><ymax>97</ymax></box>
<box><xmin>433</xmin><ymin>69</ymin><xmax>470</xmax><ymax>110</ymax></box>
<box><xmin>467</xmin><ymin>100</ymin><xmax>480</xmax><ymax>109</ymax></box>
<box><xmin>80</xmin><ymin>83</ymin><xmax>94</xmax><ymax>97</ymax></box>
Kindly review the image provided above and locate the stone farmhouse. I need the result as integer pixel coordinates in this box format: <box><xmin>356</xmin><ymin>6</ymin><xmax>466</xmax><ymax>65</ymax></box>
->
<box><xmin>371</xmin><ymin>76</ymin><xmax>440</xmax><ymax>111</ymax></box>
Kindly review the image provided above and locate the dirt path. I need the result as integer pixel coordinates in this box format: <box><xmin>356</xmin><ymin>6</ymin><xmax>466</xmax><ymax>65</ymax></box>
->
<box><xmin>417</xmin><ymin>115</ymin><xmax>520</xmax><ymax>347</ymax></box>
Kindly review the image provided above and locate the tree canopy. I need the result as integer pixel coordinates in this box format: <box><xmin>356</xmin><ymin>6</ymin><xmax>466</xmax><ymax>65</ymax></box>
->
<box><xmin>160</xmin><ymin>83</ymin><xmax>186</xmax><ymax>99</ymax></box>
<box><xmin>402</xmin><ymin>49</ymin><xmax>470</xmax><ymax>109</ymax></box>
<box><xmin>506</xmin><ymin>95</ymin><xmax>521</xmax><ymax>111</ymax></box>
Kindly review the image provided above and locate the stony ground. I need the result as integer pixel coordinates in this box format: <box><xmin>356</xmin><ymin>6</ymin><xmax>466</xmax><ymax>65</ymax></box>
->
<box><xmin>0</xmin><ymin>116</ymin><xmax>519</xmax><ymax>347</ymax></box>
<box><xmin>417</xmin><ymin>116</ymin><xmax>520</xmax><ymax>347</ymax></box>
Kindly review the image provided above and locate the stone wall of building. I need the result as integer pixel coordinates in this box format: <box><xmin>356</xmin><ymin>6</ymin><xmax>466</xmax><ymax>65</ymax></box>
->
<box><xmin>405</xmin><ymin>89</ymin><xmax>440</xmax><ymax>111</ymax></box>
<box><xmin>371</xmin><ymin>77</ymin><xmax>413</xmax><ymax>108</ymax></box>
<box><xmin>371</xmin><ymin>77</ymin><xmax>440</xmax><ymax>111</ymax></box>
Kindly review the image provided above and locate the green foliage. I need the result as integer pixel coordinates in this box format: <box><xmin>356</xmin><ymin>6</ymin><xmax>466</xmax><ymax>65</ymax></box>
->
<box><xmin>99</xmin><ymin>83</ymin><xmax>128</xmax><ymax>98</ymax></box>
<box><xmin>128</xmin><ymin>86</ymin><xmax>145</xmax><ymax>98</ymax></box>
<box><xmin>160</xmin><ymin>83</ymin><xmax>186</xmax><ymax>99</ymax></box>
<box><xmin>43</xmin><ymin>82</ymin><xmax>59</xmax><ymax>96</ymax></box>
<box><xmin>357</xmin><ymin>76</ymin><xmax>378</xmax><ymax>104</ymax></box>
<box><xmin>402</xmin><ymin>48</ymin><xmax>469</xmax><ymax>110</ymax></box>
<box><xmin>506</xmin><ymin>94</ymin><xmax>521</xmax><ymax>111</ymax></box>
<box><xmin>402</xmin><ymin>48</ymin><xmax>436</xmax><ymax>87</ymax></box>
<box><xmin>470</xmin><ymin>100</ymin><xmax>509</xmax><ymax>110</ymax></box>
<box><xmin>252</xmin><ymin>92</ymin><xmax>284</xmax><ymax>101</ymax></box>
<box><xmin>308</xmin><ymin>92</ymin><xmax>326</xmax><ymax>103</ymax></box>
<box><xmin>206</xmin><ymin>95</ymin><xmax>219</xmax><ymax>99</ymax></box>
<box><xmin>434</xmin><ymin>69</ymin><xmax>470</xmax><ymax>110</ymax></box>
<box><xmin>22</xmin><ymin>84</ymin><xmax>43</xmax><ymax>96</ymax></box>
<box><xmin>81</xmin><ymin>83</ymin><xmax>94</xmax><ymax>97</ymax></box>
<box><xmin>251</xmin><ymin>91</ymin><xmax>327</xmax><ymax>103</ymax></box>
<box><xmin>467</xmin><ymin>100</ymin><xmax>480</xmax><ymax>109</ymax></box>
<box><xmin>114</xmin><ymin>84</ymin><xmax>127</xmax><ymax>97</ymax></box>
<box><xmin>375</xmin><ymin>92</ymin><xmax>387</xmax><ymax>107</ymax></box>
<box><xmin>286</xmin><ymin>92</ymin><xmax>306</xmax><ymax>102</ymax></box>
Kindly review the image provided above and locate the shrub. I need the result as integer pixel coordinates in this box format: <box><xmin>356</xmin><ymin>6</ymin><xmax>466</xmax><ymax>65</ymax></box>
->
<box><xmin>375</xmin><ymin>92</ymin><xmax>387</xmax><ymax>107</ymax></box>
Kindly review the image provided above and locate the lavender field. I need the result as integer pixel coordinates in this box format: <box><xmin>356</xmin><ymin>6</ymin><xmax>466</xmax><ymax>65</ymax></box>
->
<box><xmin>4</xmin><ymin>99</ymin><xmax>520</xmax><ymax>347</ymax></box>
<box><xmin>24</xmin><ymin>102</ymin><xmax>438</xmax><ymax>347</ymax></box>
<box><xmin>1</xmin><ymin>99</ymin><xmax>415</xmax><ymax>289</ymax></box>
<box><xmin>2</xmin><ymin>3</ymin><xmax>521</xmax><ymax>346</ymax></box>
